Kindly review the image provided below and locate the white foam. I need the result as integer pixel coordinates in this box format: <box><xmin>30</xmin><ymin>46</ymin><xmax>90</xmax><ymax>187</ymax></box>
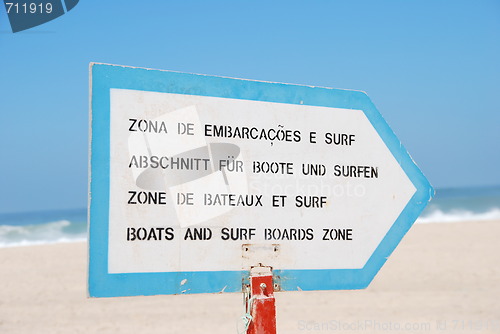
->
<box><xmin>0</xmin><ymin>237</ymin><xmax>86</xmax><ymax>248</ymax></box>
<box><xmin>417</xmin><ymin>208</ymin><xmax>500</xmax><ymax>224</ymax></box>
<box><xmin>0</xmin><ymin>220</ymin><xmax>87</xmax><ymax>248</ymax></box>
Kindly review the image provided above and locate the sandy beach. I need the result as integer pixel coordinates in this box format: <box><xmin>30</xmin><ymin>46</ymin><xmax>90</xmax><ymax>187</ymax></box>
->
<box><xmin>1</xmin><ymin>220</ymin><xmax>499</xmax><ymax>334</ymax></box>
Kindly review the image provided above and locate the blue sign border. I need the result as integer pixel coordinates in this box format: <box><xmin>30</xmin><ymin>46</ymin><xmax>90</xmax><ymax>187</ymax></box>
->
<box><xmin>89</xmin><ymin>63</ymin><xmax>433</xmax><ymax>297</ymax></box>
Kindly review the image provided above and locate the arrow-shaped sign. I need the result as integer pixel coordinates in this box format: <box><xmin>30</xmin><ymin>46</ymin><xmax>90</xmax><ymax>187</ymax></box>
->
<box><xmin>88</xmin><ymin>63</ymin><xmax>433</xmax><ymax>297</ymax></box>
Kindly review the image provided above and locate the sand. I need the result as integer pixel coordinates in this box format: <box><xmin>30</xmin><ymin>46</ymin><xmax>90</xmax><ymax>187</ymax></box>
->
<box><xmin>1</xmin><ymin>221</ymin><xmax>499</xmax><ymax>334</ymax></box>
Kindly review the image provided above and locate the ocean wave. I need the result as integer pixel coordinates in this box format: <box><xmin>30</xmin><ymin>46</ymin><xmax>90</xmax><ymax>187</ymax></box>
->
<box><xmin>0</xmin><ymin>220</ymin><xmax>87</xmax><ymax>248</ymax></box>
<box><xmin>417</xmin><ymin>208</ymin><xmax>500</xmax><ymax>224</ymax></box>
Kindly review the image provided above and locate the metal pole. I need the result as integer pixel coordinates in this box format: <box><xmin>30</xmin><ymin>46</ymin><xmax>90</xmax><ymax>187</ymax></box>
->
<box><xmin>247</xmin><ymin>270</ymin><xmax>277</xmax><ymax>334</ymax></box>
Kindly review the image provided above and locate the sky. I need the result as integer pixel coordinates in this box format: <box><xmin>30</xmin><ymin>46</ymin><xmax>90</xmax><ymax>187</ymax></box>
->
<box><xmin>0</xmin><ymin>0</ymin><xmax>499</xmax><ymax>214</ymax></box>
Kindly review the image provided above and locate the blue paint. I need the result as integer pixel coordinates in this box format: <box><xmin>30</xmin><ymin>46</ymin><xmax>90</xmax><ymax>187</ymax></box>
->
<box><xmin>89</xmin><ymin>63</ymin><xmax>433</xmax><ymax>297</ymax></box>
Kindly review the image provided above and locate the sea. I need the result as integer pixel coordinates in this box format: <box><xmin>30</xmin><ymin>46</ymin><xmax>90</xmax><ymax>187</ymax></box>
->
<box><xmin>1</xmin><ymin>186</ymin><xmax>499</xmax><ymax>248</ymax></box>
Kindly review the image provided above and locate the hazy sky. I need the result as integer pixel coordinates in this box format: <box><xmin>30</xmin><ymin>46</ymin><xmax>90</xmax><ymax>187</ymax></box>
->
<box><xmin>1</xmin><ymin>1</ymin><xmax>499</xmax><ymax>213</ymax></box>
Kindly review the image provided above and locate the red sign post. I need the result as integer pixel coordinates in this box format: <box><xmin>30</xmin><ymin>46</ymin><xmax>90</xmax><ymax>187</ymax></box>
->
<box><xmin>246</xmin><ymin>269</ymin><xmax>277</xmax><ymax>334</ymax></box>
